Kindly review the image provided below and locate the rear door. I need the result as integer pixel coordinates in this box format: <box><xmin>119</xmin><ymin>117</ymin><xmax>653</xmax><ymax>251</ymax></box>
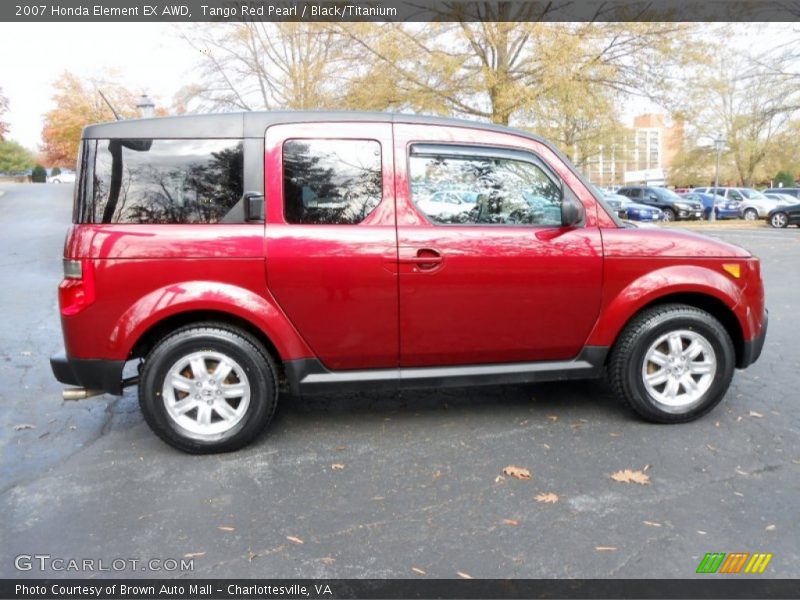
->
<box><xmin>264</xmin><ymin>122</ymin><xmax>398</xmax><ymax>370</ymax></box>
<box><xmin>394</xmin><ymin>123</ymin><xmax>603</xmax><ymax>367</ymax></box>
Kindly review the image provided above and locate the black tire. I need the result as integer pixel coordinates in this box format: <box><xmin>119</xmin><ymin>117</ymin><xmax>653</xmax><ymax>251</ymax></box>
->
<box><xmin>743</xmin><ymin>208</ymin><xmax>759</xmax><ymax>221</ymax></box>
<box><xmin>662</xmin><ymin>207</ymin><xmax>676</xmax><ymax>222</ymax></box>
<box><xmin>770</xmin><ymin>212</ymin><xmax>789</xmax><ymax>228</ymax></box>
<box><xmin>608</xmin><ymin>304</ymin><xmax>735</xmax><ymax>423</ymax></box>
<box><xmin>139</xmin><ymin>323</ymin><xmax>278</xmax><ymax>453</ymax></box>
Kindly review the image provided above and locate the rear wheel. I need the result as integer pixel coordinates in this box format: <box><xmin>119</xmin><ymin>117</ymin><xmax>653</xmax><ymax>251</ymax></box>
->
<box><xmin>743</xmin><ymin>208</ymin><xmax>759</xmax><ymax>221</ymax></box>
<box><xmin>139</xmin><ymin>323</ymin><xmax>278</xmax><ymax>453</ymax></box>
<box><xmin>662</xmin><ymin>207</ymin><xmax>676</xmax><ymax>222</ymax></box>
<box><xmin>608</xmin><ymin>304</ymin><xmax>735</xmax><ymax>423</ymax></box>
<box><xmin>770</xmin><ymin>212</ymin><xmax>789</xmax><ymax>228</ymax></box>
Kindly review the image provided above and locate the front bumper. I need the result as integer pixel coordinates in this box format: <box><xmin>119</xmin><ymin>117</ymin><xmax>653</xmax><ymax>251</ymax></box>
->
<box><xmin>739</xmin><ymin>309</ymin><xmax>768</xmax><ymax>369</ymax></box>
<box><xmin>50</xmin><ymin>351</ymin><xmax>126</xmax><ymax>395</ymax></box>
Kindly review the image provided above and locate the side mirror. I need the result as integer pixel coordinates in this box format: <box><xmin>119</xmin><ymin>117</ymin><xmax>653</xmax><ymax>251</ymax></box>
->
<box><xmin>561</xmin><ymin>196</ymin><xmax>585</xmax><ymax>227</ymax></box>
<box><xmin>243</xmin><ymin>191</ymin><xmax>265</xmax><ymax>222</ymax></box>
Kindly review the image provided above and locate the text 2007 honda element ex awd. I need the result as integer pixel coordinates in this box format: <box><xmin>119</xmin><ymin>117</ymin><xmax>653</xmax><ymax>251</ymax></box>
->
<box><xmin>50</xmin><ymin>112</ymin><xmax>767</xmax><ymax>453</ymax></box>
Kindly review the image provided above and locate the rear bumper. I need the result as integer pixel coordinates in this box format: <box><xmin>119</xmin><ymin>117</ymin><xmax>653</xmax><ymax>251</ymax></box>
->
<box><xmin>50</xmin><ymin>351</ymin><xmax>125</xmax><ymax>395</ymax></box>
<box><xmin>739</xmin><ymin>309</ymin><xmax>768</xmax><ymax>369</ymax></box>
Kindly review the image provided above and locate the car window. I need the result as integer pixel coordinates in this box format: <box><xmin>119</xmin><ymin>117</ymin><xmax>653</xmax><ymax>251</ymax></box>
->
<box><xmin>283</xmin><ymin>139</ymin><xmax>382</xmax><ymax>225</ymax></box>
<box><xmin>739</xmin><ymin>189</ymin><xmax>767</xmax><ymax>200</ymax></box>
<box><xmin>409</xmin><ymin>151</ymin><xmax>562</xmax><ymax>226</ymax></box>
<box><xmin>728</xmin><ymin>190</ymin><xmax>744</xmax><ymax>201</ymax></box>
<box><xmin>78</xmin><ymin>138</ymin><xmax>244</xmax><ymax>224</ymax></box>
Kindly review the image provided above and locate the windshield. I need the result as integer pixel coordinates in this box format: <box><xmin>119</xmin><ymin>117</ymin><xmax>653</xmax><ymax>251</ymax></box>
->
<box><xmin>740</xmin><ymin>189</ymin><xmax>767</xmax><ymax>200</ymax></box>
<box><xmin>656</xmin><ymin>188</ymin><xmax>682</xmax><ymax>201</ymax></box>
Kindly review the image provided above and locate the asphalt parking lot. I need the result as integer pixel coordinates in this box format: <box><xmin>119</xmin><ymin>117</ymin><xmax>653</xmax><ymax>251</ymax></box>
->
<box><xmin>0</xmin><ymin>183</ymin><xmax>798</xmax><ymax>579</ymax></box>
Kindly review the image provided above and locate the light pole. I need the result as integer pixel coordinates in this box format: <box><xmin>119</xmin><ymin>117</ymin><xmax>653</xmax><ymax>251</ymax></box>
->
<box><xmin>711</xmin><ymin>137</ymin><xmax>725</xmax><ymax>222</ymax></box>
<box><xmin>136</xmin><ymin>93</ymin><xmax>155</xmax><ymax>118</ymax></box>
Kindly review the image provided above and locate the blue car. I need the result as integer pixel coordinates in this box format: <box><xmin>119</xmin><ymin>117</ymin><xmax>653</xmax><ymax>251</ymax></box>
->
<box><xmin>603</xmin><ymin>193</ymin><xmax>665</xmax><ymax>222</ymax></box>
<box><xmin>682</xmin><ymin>192</ymin><xmax>740</xmax><ymax>220</ymax></box>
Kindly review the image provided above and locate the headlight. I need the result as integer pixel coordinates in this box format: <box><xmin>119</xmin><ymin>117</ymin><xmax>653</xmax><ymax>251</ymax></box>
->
<box><xmin>675</xmin><ymin>202</ymin><xmax>691</xmax><ymax>209</ymax></box>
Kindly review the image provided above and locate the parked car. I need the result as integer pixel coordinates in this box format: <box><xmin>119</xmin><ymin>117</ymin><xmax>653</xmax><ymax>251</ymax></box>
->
<box><xmin>681</xmin><ymin>192</ymin><xmax>740</xmax><ymax>220</ymax></box>
<box><xmin>764</xmin><ymin>192</ymin><xmax>797</xmax><ymax>205</ymax></box>
<box><xmin>46</xmin><ymin>170</ymin><xmax>76</xmax><ymax>184</ymax></box>
<box><xmin>616</xmin><ymin>186</ymin><xmax>703</xmax><ymax>221</ymax></box>
<box><xmin>416</xmin><ymin>190</ymin><xmax>479</xmax><ymax>220</ymax></box>
<box><xmin>767</xmin><ymin>202</ymin><xmax>800</xmax><ymax>228</ymax></box>
<box><xmin>604</xmin><ymin>193</ymin><xmax>665</xmax><ymax>222</ymax></box>
<box><xmin>763</xmin><ymin>187</ymin><xmax>800</xmax><ymax>199</ymax></box>
<box><xmin>693</xmin><ymin>187</ymin><xmax>790</xmax><ymax>220</ymax></box>
<box><xmin>50</xmin><ymin>112</ymin><xmax>767</xmax><ymax>453</ymax></box>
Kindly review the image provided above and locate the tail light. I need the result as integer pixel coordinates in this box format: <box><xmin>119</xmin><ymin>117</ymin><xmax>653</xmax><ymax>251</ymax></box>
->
<box><xmin>59</xmin><ymin>259</ymin><xmax>95</xmax><ymax>316</ymax></box>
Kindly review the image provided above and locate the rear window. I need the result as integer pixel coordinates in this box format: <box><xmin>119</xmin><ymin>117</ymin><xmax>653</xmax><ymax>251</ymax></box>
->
<box><xmin>76</xmin><ymin>138</ymin><xmax>244</xmax><ymax>224</ymax></box>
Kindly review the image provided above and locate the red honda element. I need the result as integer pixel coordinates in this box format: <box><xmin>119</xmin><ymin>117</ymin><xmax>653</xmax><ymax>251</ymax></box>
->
<box><xmin>51</xmin><ymin>112</ymin><xmax>767</xmax><ymax>453</ymax></box>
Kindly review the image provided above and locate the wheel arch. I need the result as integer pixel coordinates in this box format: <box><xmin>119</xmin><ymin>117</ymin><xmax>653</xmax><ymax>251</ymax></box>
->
<box><xmin>607</xmin><ymin>292</ymin><xmax>746</xmax><ymax>369</ymax></box>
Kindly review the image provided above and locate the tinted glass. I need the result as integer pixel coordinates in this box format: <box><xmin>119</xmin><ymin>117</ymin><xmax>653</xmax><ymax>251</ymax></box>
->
<box><xmin>740</xmin><ymin>189</ymin><xmax>766</xmax><ymax>199</ymax></box>
<box><xmin>283</xmin><ymin>139</ymin><xmax>382</xmax><ymax>225</ymax></box>
<box><xmin>78</xmin><ymin>139</ymin><xmax>244</xmax><ymax>224</ymax></box>
<box><xmin>654</xmin><ymin>187</ymin><xmax>681</xmax><ymax>200</ymax></box>
<box><xmin>409</xmin><ymin>153</ymin><xmax>562</xmax><ymax>226</ymax></box>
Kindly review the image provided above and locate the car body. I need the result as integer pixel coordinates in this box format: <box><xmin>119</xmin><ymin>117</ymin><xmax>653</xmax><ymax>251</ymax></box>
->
<box><xmin>764</xmin><ymin>192</ymin><xmax>797</xmax><ymax>205</ymax></box>
<box><xmin>681</xmin><ymin>192</ymin><xmax>740</xmax><ymax>220</ymax></box>
<box><xmin>50</xmin><ymin>112</ymin><xmax>767</xmax><ymax>452</ymax></box>
<box><xmin>603</xmin><ymin>194</ymin><xmax>665</xmax><ymax>222</ymax></box>
<box><xmin>615</xmin><ymin>186</ymin><xmax>703</xmax><ymax>221</ymax></box>
<box><xmin>763</xmin><ymin>187</ymin><xmax>800</xmax><ymax>199</ymax></box>
<box><xmin>46</xmin><ymin>170</ymin><xmax>76</xmax><ymax>184</ymax></box>
<box><xmin>767</xmin><ymin>202</ymin><xmax>800</xmax><ymax>228</ymax></box>
<box><xmin>693</xmin><ymin>186</ymin><xmax>790</xmax><ymax>220</ymax></box>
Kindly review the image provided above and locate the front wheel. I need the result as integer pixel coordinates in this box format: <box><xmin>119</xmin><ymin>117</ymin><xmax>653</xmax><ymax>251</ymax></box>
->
<box><xmin>608</xmin><ymin>304</ymin><xmax>735</xmax><ymax>423</ymax></box>
<box><xmin>662</xmin><ymin>207</ymin><xmax>676</xmax><ymax>222</ymax></box>
<box><xmin>139</xmin><ymin>323</ymin><xmax>278</xmax><ymax>453</ymax></box>
<box><xmin>743</xmin><ymin>208</ymin><xmax>759</xmax><ymax>221</ymax></box>
<box><xmin>770</xmin><ymin>212</ymin><xmax>789</xmax><ymax>228</ymax></box>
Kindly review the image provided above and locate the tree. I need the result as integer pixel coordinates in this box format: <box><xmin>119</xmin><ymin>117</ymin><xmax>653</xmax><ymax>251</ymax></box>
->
<box><xmin>338</xmin><ymin>20</ymin><xmax>701</xmax><ymax>127</ymax></box>
<box><xmin>179</xmin><ymin>22</ymin><xmax>353</xmax><ymax>110</ymax></box>
<box><xmin>31</xmin><ymin>164</ymin><xmax>47</xmax><ymax>183</ymax></box>
<box><xmin>774</xmin><ymin>170</ymin><xmax>797</xmax><ymax>187</ymax></box>
<box><xmin>681</xmin><ymin>47</ymin><xmax>800</xmax><ymax>186</ymax></box>
<box><xmin>41</xmin><ymin>72</ymin><xmax>139</xmax><ymax>168</ymax></box>
<box><xmin>0</xmin><ymin>140</ymin><xmax>34</xmax><ymax>173</ymax></box>
<box><xmin>0</xmin><ymin>87</ymin><xmax>9</xmax><ymax>142</ymax></box>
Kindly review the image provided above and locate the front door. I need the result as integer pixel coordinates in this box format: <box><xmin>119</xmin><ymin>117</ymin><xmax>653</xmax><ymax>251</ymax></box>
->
<box><xmin>394</xmin><ymin>123</ymin><xmax>603</xmax><ymax>367</ymax></box>
<box><xmin>264</xmin><ymin>122</ymin><xmax>398</xmax><ymax>370</ymax></box>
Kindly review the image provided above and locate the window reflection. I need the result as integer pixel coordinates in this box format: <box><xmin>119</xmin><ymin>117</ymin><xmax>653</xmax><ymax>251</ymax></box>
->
<box><xmin>410</xmin><ymin>153</ymin><xmax>562</xmax><ymax>226</ymax></box>
<box><xmin>283</xmin><ymin>139</ymin><xmax>382</xmax><ymax>225</ymax></box>
<box><xmin>84</xmin><ymin>139</ymin><xmax>244</xmax><ymax>224</ymax></box>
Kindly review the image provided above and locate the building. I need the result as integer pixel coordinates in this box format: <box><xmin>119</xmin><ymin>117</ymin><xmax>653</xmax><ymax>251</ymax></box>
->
<box><xmin>583</xmin><ymin>113</ymin><xmax>684</xmax><ymax>188</ymax></box>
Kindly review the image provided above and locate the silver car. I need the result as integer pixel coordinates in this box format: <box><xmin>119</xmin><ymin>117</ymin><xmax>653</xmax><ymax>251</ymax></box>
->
<box><xmin>693</xmin><ymin>186</ymin><xmax>790</xmax><ymax>220</ymax></box>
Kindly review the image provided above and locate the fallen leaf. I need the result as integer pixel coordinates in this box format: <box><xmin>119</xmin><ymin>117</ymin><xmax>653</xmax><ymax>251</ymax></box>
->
<box><xmin>534</xmin><ymin>492</ymin><xmax>559</xmax><ymax>504</ymax></box>
<box><xmin>733</xmin><ymin>492</ymin><xmax>744</xmax><ymax>497</ymax></box>
<box><xmin>541</xmin><ymin>443</ymin><xmax>550</xmax><ymax>450</ymax></box>
<box><xmin>286</xmin><ymin>536</ymin><xmax>304</xmax><ymax>545</ymax></box>
<box><xmin>432</xmin><ymin>469</ymin><xmax>443</xmax><ymax>480</ymax></box>
<box><xmin>706</xmin><ymin>444</ymin><xmax>717</xmax><ymax>451</ymax></box>
<box><xmin>69</xmin><ymin>425</ymin><xmax>77</xmax><ymax>430</ymax></box>
<box><xmin>502</xmin><ymin>465</ymin><xmax>532</xmax><ymax>480</ymax></box>
<box><xmin>643</xmin><ymin>464</ymin><xmax>651</xmax><ymax>471</ymax></box>
<box><xmin>320</xmin><ymin>557</ymin><xmax>335</xmax><ymax>565</ymax></box>
<box><xmin>247</xmin><ymin>550</ymin><xmax>258</xmax><ymax>562</ymax></box>
<box><xmin>331</xmin><ymin>463</ymin><xmax>345</xmax><ymax>471</ymax></box>
<box><xmin>494</xmin><ymin>475</ymin><xmax>505</xmax><ymax>484</ymax></box>
<box><xmin>457</xmin><ymin>571</ymin><xmax>473</xmax><ymax>579</ymax></box>
<box><xmin>749</xmin><ymin>410</ymin><xmax>764</xmax><ymax>418</ymax></box>
<box><xmin>13</xmin><ymin>423</ymin><xmax>35</xmax><ymax>431</ymax></box>
<box><xmin>502</xmin><ymin>518</ymin><xmax>519</xmax><ymax>526</ymax></box>
<box><xmin>766</xmin><ymin>524</ymin><xmax>776</xmax><ymax>531</ymax></box>
<box><xmin>547</xmin><ymin>415</ymin><xmax>558</xmax><ymax>422</ymax></box>
<box><xmin>411</xmin><ymin>567</ymin><xmax>426</xmax><ymax>576</ymax></box>
<box><xmin>335</xmin><ymin>445</ymin><xmax>347</xmax><ymax>451</ymax></box>
<box><xmin>595</xmin><ymin>546</ymin><xmax>617</xmax><ymax>551</ymax></box>
<box><xmin>217</xmin><ymin>526</ymin><xmax>235</xmax><ymax>532</ymax></box>
<box><xmin>735</xmin><ymin>468</ymin><xmax>749</xmax><ymax>476</ymax></box>
<box><xmin>697</xmin><ymin>530</ymin><xmax>707</xmax><ymax>535</ymax></box>
<box><xmin>610</xmin><ymin>469</ymin><xmax>650</xmax><ymax>485</ymax></box>
<box><xmin>609</xmin><ymin>432</ymin><xmax>621</xmax><ymax>437</ymax></box>
<box><xmin>183</xmin><ymin>552</ymin><xmax>206</xmax><ymax>559</ymax></box>
<box><xmin>792</xmin><ymin>459</ymin><xmax>800</xmax><ymax>465</ymax></box>
<box><xmin>737</xmin><ymin>416</ymin><xmax>743</xmax><ymax>422</ymax></box>
<box><xmin>372</xmin><ymin>496</ymin><xmax>385</xmax><ymax>501</ymax></box>
<box><xmin>642</xmin><ymin>521</ymin><xmax>662</xmax><ymax>527</ymax></box>
<box><xmin>715</xmin><ymin>421</ymin><xmax>720</xmax><ymax>427</ymax></box>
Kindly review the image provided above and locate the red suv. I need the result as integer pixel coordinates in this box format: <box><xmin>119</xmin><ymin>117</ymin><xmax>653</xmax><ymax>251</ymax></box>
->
<box><xmin>51</xmin><ymin>112</ymin><xmax>767</xmax><ymax>453</ymax></box>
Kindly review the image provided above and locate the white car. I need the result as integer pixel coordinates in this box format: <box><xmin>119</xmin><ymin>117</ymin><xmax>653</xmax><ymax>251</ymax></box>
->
<box><xmin>47</xmin><ymin>171</ymin><xmax>76</xmax><ymax>184</ymax></box>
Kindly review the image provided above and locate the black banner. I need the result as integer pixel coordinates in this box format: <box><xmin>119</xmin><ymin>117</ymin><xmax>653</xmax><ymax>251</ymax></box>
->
<box><xmin>2</xmin><ymin>0</ymin><xmax>800</xmax><ymax>22</ymax></box>
<box><xmin>3</xmin><ymin>579</ymin><xmax>800</xmax><ymax>599</ymax></box>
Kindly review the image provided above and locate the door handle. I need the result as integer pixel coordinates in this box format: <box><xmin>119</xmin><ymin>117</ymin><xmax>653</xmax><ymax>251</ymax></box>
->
<box><xmin>399</xmin><ymin>248</ymin><xmax>443</xmax><ymax>271</ymax></box>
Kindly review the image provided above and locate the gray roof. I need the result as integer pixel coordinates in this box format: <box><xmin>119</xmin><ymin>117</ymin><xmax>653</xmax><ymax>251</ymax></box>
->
<box><xmin>81</xmin><ymin>110</ymin><xmax>552</xmax><ymax>145</ymax></box>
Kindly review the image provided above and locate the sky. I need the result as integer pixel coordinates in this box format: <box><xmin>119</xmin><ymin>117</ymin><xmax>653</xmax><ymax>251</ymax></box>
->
<box><xmin>0</xmin><ymin>22</ymin><xmax>796</xmax><ymax>152</ymax></box>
